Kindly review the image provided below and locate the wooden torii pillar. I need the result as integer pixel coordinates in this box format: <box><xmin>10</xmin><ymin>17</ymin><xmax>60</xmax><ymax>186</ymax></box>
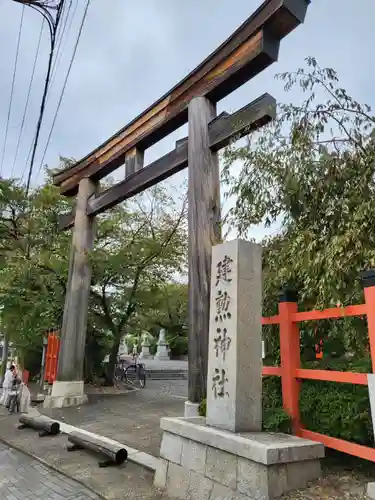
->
<box><xmin>45</xmin><ymin>0</ymin><xmax>309</xmax><ymax>409</ymax></box>
<box><xmin>186</xmin><ymin>96</ymin><xmax>221</xmax><ymax>414</ymax></box>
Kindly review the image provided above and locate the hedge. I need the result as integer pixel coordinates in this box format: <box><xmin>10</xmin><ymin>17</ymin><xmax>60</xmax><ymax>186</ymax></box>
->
<box><xmin>199</xmin><ymin>357</ymin><xmax>374</xmax><ymax>445</ymax></box>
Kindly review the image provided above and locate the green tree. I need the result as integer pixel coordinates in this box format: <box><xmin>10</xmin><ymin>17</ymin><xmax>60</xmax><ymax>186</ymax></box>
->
<box><xmin>132</xmin><ymin>282</ymin><xmax>188</xmax><ymax>335</ymax></box>
<box><xmin>223</xmin><ymin>57</ymin><xmax>375</xmax><ymax>359</ymax></box>
<box><xmin>88</xmin><ymin>189</ymin><xmax>187</xmax><ymax>382</ymax></box>
<box><xmin>130</xmin><ymin>281</ymin><xmax>188</xmax><ymax>357</ymax></box>
<box><xmin>0</xmin><ymin>179</ymin><xmax>71</xmax><ymax>354</ymax></box>
<box><xmin>0</xmin><ymin>173</ymin><xmax>187</xmax><ymax>382</ymax></box>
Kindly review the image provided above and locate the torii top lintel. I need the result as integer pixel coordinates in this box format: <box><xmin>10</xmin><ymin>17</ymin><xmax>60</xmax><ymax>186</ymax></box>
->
<box><xmin>53</xmin><ymin>0</ymin><xmax>309</xmax><ymax>196</ymax></box>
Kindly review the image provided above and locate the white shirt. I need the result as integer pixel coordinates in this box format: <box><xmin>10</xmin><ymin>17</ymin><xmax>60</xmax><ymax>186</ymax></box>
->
<box><xmin>3</xmin><ymin>370</ymin><xmax>14</xmax><ymax>389</ymax></box>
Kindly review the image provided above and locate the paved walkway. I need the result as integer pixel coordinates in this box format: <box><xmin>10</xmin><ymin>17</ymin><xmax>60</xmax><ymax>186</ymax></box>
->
<box><xmin>0</xmin><ymin>443</ymin><xmax>99</xmax><ymax>500</ymax></box>
<box><xmin>0</xmin><ymin>406</ymin><xmax>168</xmax><ymax>499</ymax></box>
<box><xmin>122</xmin><ymin>358</ymin><xmax>188</xmax><ymax>371</ymax></box>
<box><xmin>41</xmin><ymin>380</ymin><xmax>186</xmax><ymax>457</ymax></box>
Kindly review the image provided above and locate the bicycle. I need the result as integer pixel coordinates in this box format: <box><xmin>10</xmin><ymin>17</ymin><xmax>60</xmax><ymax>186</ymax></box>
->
<box><xmin>114</xmin><ymin>354</ymin><xmax>146</xmax><ymax>388</ymax></box>
<box><xmin>7</xmin><ymin>378</ymin><xmax>21</xmax><ymax>413</ymax></box>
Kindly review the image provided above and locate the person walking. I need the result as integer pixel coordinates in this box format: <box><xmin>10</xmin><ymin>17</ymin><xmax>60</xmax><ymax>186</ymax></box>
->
<box><xmin>0</xmin><ymin>364</ymin><xmax>15</xmax><ymax>407</ymax></box>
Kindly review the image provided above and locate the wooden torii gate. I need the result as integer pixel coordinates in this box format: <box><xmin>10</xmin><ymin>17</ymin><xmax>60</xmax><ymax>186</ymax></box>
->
<box><xmin>45</xmin><ymin>0</ymin><xmax>310</xmax><ymax>410</ymax></box>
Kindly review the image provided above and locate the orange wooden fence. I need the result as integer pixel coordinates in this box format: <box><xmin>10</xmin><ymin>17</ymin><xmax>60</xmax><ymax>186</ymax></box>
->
<box><xmin>44</xmin><ymin>332</ymin><xmax>60</xmax><ymax>384</ymax></box>
<box><xmin>39</xmin><ymin>273</ymin><xmax>375</xmax><ymax>461</ymax></box>
<box><xmin>262</xmin><ymin>271</ymin><xmax>375</xmax><ymax>462</ymax></box>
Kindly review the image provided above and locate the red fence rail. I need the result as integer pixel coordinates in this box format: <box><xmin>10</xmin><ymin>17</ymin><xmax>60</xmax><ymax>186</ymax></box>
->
<box><xmin>40</xmin><ymin>274</ymin><xmax>375</xmax><ymax>461</ymax></box>
<box><xmin>261</xmin><ymin>271</ymin><xmax>375</xmax><ymax>462</ymax></box>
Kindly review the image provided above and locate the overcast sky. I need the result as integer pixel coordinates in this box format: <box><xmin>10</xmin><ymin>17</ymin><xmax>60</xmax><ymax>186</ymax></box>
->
<box><xmin>0</xmin><ymin>0</ymin><xmax>374</xmax><ymax>240</ymax></box>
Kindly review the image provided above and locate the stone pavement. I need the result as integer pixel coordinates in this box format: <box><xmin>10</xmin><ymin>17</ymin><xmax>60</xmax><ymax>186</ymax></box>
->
<box><xmin>0</xmin><ymin>408</ymin><xmax>169</xmax><ymax>499</ymax></box>
<box><xmin>0</xmin><ymin>442</ymin><xmax>99</xmax><ymax>499</ymax></box>
<box><xmin>41</xmin><ymin>380</ymin><xmax>186</xmax><ymax>457</ymax></box>
<box><xmin>2</xmin><ymin>380</ymin><xmax>373</xmax><ymax>499</ymax></box>
<box><xmin>133</xmin><ymin>359</ymin><xmax>188</xmax><ymax>371</ymax></box>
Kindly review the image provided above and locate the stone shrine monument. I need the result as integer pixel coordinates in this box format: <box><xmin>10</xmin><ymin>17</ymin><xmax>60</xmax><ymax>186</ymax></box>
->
<box><xmin>117</xmin><ymin>335</ymin><xmax>129</xmax><ymax>358</ymax></box>
<box><xmin>139</xmin><ymin>331</ymin><xmax>152</xmax><ymax>359</ymax></box>
<box><xmin>155</xmin><ymin>240</ymin><xmax>324</xmax><ymax>499</ymax></box>
<box><xmin>155</xmin><ymin>329</ymin><xmax>170</xmax><ymax>361</ymax></box>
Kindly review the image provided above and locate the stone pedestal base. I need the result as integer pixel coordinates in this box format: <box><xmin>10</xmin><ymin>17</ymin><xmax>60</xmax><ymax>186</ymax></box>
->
<box><xmin>139</xmin><ymin>346</ymin><xmax>152</xmax><ymax>359</ymax></box>
<box><xmin>184</xmin><ymin>401</ymin><xmax>199</xmax><ymax>418</ymax></box>
<box><xmin>367</xmin><ymin>482</ymin><xmax>375</xmax><ymax>499</ymax></box>
<box><xmin>154</xmin><ymin>417</ymin><xmax>324</xmax><ymax>500</ymax></box>
<box><xmin>155</xmin><ymin>344</ymin><xmax>170</xmax><ymax>361</ymax></box>
<box><xmin>43</xmin><ymin>380</ymin><xmax>88</xmax><ymax>409</ymax></box>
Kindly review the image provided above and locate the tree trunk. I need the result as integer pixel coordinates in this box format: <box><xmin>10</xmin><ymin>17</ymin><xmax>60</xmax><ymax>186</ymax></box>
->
<box><xmin>0</xmin><ymin>333</ymin><xmax>9</xmax><ymax>386</ymax></box>
<box><xmin>104</xmin><ymin>335</ymin><xmax>121</xmax><ymax>386</ymax></box>
<box><xmin>83</xmin><ymin>354</ymin><xmax>93</xmax><ymax>384</ymax></box>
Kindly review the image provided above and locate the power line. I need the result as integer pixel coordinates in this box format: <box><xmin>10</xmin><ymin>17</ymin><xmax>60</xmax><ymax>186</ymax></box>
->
<box><xmin>36</xmin><ymin>0</ymin><xmax>91</xmax><ymax>180</ymax></box>
<box><xmin>21</xmin><ymin>1</ymin><xmax>71</xmax><ymax>184</ymax></box>
<box><xmin>11</xmin><ymin>19</ymin><xmax>45</xmax><ymax>180</ymax></box>
<box><xmin>47</xmin><ymin>0</ymin><xmax>78</xmax><ymax>104</ymax></box>
<box><xmin>49</xmin><ymin>0</ymin><xmax>72</xmax><ymax>84</ymax></box>
<box><xmin>25</xmin><ymin>0</ymin><xmax>66</xmax><ymax>195</ymax></box>
<box><xmin>0</xmin><ymin>5</ymin><xmax>25</xmax><ymax>177</ymax></box>
<box><xmin>20</xmin><ymin>0</ymin><xmax>73</xmax><ymax>183</ymax></box>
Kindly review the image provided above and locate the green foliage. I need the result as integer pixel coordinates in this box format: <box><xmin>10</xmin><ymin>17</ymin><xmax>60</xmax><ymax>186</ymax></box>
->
<box><xmin>221</xmin><ymin>57</ymin><xmax>375</xmax><ymax>444</ymax></box>
<box><xmin>301</xmin><ymin>381</ymin><xmax>372</xmax><ymax>445</ymax></box>
<box><xmin>223</xmin><ymin>57</ymin><xmax>375</xmax><ymax>319</ymax></box>
<box><xmin>262</xmin><ymin>377</ymin><xmax>291</xmax><ymax>433</ymax></box>
<box><xmin>84</xmin><ymin>328</ymin><xmax>111</xmax><ymax>383</ymax></box>
<box><xmin>223</xmin><ymin>57</ymin><xmax>375</xmax><ymax>356</ymax></box>
<box><xmin>0</xmin><ymin>165</ymin><xmax>188</xmax><ymax>382</ymax></box>
<box><xmin>298</xmin><ymin>357</ymin><xmax>373</xmax><ymax>444</ymax></box>
<box><xmin>129</xmin><ymin>282</ymin><xmax>188</xmax><ymax>339</ymax></box>
<box><xmin>168</xmin><ymin>335</ymin><xmax>188</xmax><ymax>357</ymax></box>
<box><xmin>21</xmin><ymin>345</ymin><xmax>43</xmax><ymax>378</ymax></box>
<box><xmin>197</xmin><ymin>363</ymin><xmax>372</xmax><ymax>443</ymax></box>
<box><xmin>198</xmin><ymin>398</ymin><xmax>206</xmax><ymax>417</ymax></box>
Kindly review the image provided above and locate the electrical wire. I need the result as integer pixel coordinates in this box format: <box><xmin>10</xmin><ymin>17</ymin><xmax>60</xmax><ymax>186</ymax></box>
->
<box><xmin>21</xmin><ymin>0</ymin><xmax>72</xmax><ymax>184</ymax></box>
<box><xmin>47</xmin><ymin>0</ymin><xmax>78</xmax><ymax>104</ymax></box>
<box><xmin>49</xmin><ymin>0</ymin><xmax>72</xmax><ymax>84</ymax></box>
<box><xmin>0</xmin><ymin>5</ymin><xmax>25</xmax><ymax>177</ymax></box>
<box><xmin>36</xmin><ymin>0</ymin><xmax>91</xmax><ymax>180</ymax></box>
<box><xmin>11</xmin><ymin>19</ymin><xmax>45</xmax><ymax>180</ymax></box>
<box><xmin>25</xmin><ymin>0</ymin><xmax>66</xmax><ymax>195</ymax></box>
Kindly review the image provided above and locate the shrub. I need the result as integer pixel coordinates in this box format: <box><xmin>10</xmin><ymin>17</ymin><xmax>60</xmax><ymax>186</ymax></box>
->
<box><xmin>169</xmin><ymin>335</ymin><xmax>188</xmax><ymax>357</ymax></box>
<box><xmin>198</xmin><ymin>398</ymin><xmax>207</xmax><ymax>417</ymax></box>
<box><xmin>197</xmin><ymin>378</ymin><xmax>291</xmax><ymax>433</ymax></box>
<box><xmin>196</xmin><ymin>357</ymin><xmax>373</xmax><ymax>443</ymax></box>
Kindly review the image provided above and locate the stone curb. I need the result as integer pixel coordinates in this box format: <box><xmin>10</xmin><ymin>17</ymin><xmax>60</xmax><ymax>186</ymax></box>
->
<box><xmin>53</xmin><ymin>418</ymin><xmax>159</xmax><ymax>472</ymax></box>
<box><xmin>0</xmin><ymin>434</ymin><xmax>106</xmax><ymax>500</ymax></box>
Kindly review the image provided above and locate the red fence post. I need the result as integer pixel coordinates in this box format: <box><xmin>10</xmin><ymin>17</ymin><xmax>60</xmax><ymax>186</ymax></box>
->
<box><xmin>279</xmin><ymin>288</ymin><xmax>301</xmax><ymax>434</ymax></box>
<box><xmin>44</xmin><ymin>335</ymin><xmax>51</xmax><ymax>383</ymax></box>
<box><xmin>362</xmin><ymin>270</ymin><xmax>375</xmax><ymax>372</ymax></box>
<box><xmin>44</xmin><ymin>332</ymin><xmax>60</xmax><ymax>384</ymax></box>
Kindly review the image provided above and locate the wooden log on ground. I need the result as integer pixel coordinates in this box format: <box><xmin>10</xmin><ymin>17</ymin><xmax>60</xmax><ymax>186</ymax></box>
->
<box><xmin>18</xmin><ymin>414</ymin><xmax>60</xmax><ymax>437</ymax></box>
<box><xmin>67</xmin><ymin>430</ymin><xmax>128</xmax><ymax>467</ymax></box>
